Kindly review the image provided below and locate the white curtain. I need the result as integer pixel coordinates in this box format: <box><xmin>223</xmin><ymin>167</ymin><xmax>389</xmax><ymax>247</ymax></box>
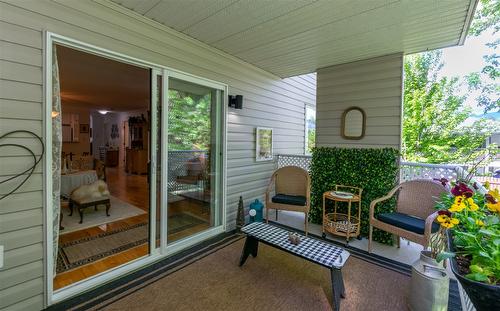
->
<box><xmin>52</xmin><ymin>45</ymin><xmax>62</xmax><ymax>275</ymax></box>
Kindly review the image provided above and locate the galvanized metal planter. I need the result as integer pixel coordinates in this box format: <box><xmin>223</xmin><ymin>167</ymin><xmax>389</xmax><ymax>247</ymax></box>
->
<box><xmin>408</xmin><ymin>250</ymin><xmax>449</xmax><ymax>311</ymax></box>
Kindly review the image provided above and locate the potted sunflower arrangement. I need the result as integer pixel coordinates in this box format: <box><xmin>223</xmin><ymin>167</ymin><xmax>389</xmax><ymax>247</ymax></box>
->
<box><xmin>435</xmin><ymin>181</ymin><xmax>500</xmax><ymax>311</ymax></box>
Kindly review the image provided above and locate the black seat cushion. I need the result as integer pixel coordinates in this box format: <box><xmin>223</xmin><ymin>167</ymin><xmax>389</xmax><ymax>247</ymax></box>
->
<box><xmin>272</xmin><ymin>194</ymin><xmax>307</xmax><ymax>206</ymax></box>
<box><xmin>377</xmin><ymin>212</ymin><xmax>440</xmax><ymax>235</ymax></box>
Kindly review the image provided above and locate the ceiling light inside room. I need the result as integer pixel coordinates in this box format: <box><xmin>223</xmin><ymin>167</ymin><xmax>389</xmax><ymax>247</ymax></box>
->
<box><xmin>98</xmin><ymin>110</ymin><xmax>109</xmax><ymax>115</ymax></box>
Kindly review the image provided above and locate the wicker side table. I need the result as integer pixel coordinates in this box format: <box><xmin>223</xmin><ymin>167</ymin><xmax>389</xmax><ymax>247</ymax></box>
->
<box><xmin>322</xmin><ymin>185</ymin><xmax>363</xmax><ymax>244</ymax></box>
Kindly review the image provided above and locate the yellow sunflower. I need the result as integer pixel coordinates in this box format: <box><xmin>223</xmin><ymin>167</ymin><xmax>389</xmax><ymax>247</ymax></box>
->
<box><xmin>475</xmin><ymin>219</ymin><xmax>485</xmax><ymax>226</ymax></box>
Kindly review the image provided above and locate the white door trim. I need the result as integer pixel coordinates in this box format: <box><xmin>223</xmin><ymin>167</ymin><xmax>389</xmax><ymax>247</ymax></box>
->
<box><xmin>43</xmin><ymin>31</ymin><xmax>228</xmax><ymax>307</ymax></box>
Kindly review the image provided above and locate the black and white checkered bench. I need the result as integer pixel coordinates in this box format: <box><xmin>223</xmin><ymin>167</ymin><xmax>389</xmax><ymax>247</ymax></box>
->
<box><xmin>239</xmin><ymin>222</ymin><xmax>350</xmax><ymax>311</ymax></box>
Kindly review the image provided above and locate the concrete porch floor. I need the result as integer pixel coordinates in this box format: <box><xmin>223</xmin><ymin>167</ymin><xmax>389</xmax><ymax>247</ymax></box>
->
<box><xmin>266</xmin><ymin>210</ymin><xmax>422</xmax><ymax>265</ymax></box>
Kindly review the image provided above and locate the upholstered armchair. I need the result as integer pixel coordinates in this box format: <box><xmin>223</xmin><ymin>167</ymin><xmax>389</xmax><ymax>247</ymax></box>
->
<box><xmin>265</xmin><ymin>166</ymin><xmax>311</xmax><ymax>235</ymax></box>
<box><xmin>368</xmin><ymin>179</ymin><xmax>447</xmax><ymax>253</ymax></box>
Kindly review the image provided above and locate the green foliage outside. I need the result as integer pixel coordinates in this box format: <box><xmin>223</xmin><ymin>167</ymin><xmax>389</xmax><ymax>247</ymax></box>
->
<box><xmin>307</xmin><ymin>129</ymin><xmax>315</xmax><ymax>154</ymax></box>
<box><xmin>469</xmin><ymin>0</ymin><xmax>500</xmax><ymax>37</ymax></box>
<box><xmin>402</xmin><ymin>0</ymin><xmax>499</xmax><ymax>164</ymax></box>
<box><xmin>402</xmin><ymin>51</ymin><xmax>496</xmax><ymax>163</ymax></box>
<box><xmin>168</xmin><ymin>90</ymin><xmax>211</xmax><ymax>150</ymax></box>
<box><xmin>466</xmin><ymin>0</ymin><xmax>499</xmax><ymax>113</ymax></box>
<box><xmin>309</xmin><ymin>147</ymin><xmax>400</xmax><ymax>245</ymax></box>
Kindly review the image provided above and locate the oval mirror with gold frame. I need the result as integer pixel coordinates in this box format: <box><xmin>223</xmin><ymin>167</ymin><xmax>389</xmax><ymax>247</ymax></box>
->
<box><xmin>341</xmin><ymin>107</ymin><xmax>366</xmax><ymax>140</ymax></box>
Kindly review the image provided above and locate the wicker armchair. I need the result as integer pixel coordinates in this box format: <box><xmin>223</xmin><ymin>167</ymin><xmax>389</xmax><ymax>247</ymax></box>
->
<box><xmin>265</xmin><ymin>166</ymin><xmax>311</xmax><ymax>235</ymax></box>
<box><xmin>368</xmin><ymin>179</ymin><xmax>447</xmax><ymax>253</ymax></box>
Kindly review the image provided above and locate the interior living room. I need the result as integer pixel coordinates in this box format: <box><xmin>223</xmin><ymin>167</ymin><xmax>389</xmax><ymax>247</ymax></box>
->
<box><xmin>54</xmin><ymin>44</ymin><xmax>213</xmax><ymax>289</ymax></box>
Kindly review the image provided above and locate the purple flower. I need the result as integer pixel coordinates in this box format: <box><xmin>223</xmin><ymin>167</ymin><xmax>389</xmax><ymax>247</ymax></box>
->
<box><xmin>438</xmin><ymin>210</ymin><xmax>452</xmax><ymax>217</ymax></box>
<box><xmin>451</xmin><ymin>182</ymin><xmax>473</xmax><ymax>198</ymax></box>
<box><xmin>485</xmin><ymin>194</ymin><xmax>497</xmax><ymax>204</ymax></box>
<box><xmin>434</xmin><ymin>178</ymin><xmax>449</xmax><ymax>187</ymax></box>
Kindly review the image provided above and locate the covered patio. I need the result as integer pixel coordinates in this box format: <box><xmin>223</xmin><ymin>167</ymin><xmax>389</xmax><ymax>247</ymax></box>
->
<box><xmin>0</xmin><ymin>0</ymin><xmax>484</xmax><ymax>310</ymax></box>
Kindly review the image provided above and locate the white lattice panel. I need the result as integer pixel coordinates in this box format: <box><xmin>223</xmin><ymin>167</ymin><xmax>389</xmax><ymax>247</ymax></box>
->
<box><xmin>400</xmin><ymin>165</ymin><xmax>459</xmax><ymax>182</ymax></box>
<box><xmin>277</xmin><ymin>154</ymin><xmax>311</xmax><ymax>172</ymax></box>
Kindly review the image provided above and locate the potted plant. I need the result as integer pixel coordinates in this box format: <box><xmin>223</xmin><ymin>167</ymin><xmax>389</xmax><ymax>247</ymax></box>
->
<box><xmin>435</xmin><ymin>181</ymin><xmax>500</xmax><ymax>311</ymax></box>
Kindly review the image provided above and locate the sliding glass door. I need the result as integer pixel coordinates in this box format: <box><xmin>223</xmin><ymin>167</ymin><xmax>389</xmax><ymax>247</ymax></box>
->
<box><xmin>47</xmin><ymin>33</ymin><xmax>226</xmax><ymax>301</ymax></box>
<box><xmin>166</xmin><ymin>76</ymin><xmax>223</xmax><ymax>243</ymax></box>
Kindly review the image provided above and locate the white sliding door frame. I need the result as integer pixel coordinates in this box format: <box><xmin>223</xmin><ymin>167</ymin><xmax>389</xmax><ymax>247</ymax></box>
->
<box><xmin>163</xmin><ymin>69</ymin><xmax>228</xmax><ymax>255</ymax></box>
<box><xmin>43</xmin><ymin>32</ymin><xmax>227</xmax><ymax>307</ymax></box>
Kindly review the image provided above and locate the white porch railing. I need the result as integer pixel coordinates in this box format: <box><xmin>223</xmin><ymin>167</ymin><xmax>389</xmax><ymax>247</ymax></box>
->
<box><xmin>401</xmin><ymin>161</ymin><xmax>487</xmax><ymax>194</ymax></box>
<box><xmin>400</xmin><ymin>161</ymin><xmax>460</xmax><ymax>182</ymax></box>
<box><xmin>276</xmin><ymin>154</ymin><xmax>486</xmax><ymax>193</ymax></box>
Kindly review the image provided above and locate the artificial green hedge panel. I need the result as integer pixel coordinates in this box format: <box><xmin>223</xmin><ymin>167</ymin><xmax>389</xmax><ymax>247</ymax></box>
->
<box><xmin>310</xmin><ymin>147</ymin><xmax>400</xmax><ymax>245</ymax></box>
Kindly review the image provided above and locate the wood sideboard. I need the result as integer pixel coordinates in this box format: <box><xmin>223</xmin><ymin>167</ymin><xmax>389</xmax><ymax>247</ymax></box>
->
<box><xmin>105</xmin><ymin>150</ymin><xmax>119</xmax><ymax>167</ymax></box>
<box><xmin>126</xmin><ymin>149</ymin><xmax>148</xmax><ymax>174</ymax></box>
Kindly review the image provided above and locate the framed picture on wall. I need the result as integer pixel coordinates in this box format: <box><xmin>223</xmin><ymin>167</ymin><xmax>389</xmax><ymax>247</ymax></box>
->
<box><xmin>80</xmin><ymin>123</ymin><xmax>89</xmax><ymax>133</ymax></box>
<box><xmin>256</xmin><ymin>127</ymin><xmax>273</xmax><ymax>161</ymax></box>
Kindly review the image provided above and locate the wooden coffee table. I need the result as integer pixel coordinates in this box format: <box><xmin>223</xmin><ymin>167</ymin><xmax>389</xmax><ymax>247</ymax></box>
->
<box><xmin>239</xmin><ymin>222</ymin><xmax>350</xmax><ymax>311</ymax></box>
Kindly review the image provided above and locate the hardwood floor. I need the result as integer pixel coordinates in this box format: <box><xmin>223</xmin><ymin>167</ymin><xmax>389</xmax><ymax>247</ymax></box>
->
<box><xmin>54</xmin><ymin>167</ymin><xmax>211</xmax><ymax>290</ymax></box>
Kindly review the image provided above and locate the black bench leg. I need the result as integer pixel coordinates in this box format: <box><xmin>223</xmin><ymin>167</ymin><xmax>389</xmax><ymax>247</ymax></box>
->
<box><xmin>331</xmin><ymin>268</ymin><xmax>346</xmax><ymax>311</ymax></box>
<box><xmin>239</xmin><ymin>236</ymin><xmax>258</xmax><ymax>266</ymax></box>
<box><xmin>79</xmin><ymin>208</ymin><xmax>84</xmax><ymax>224</ymax></box>
<box><xmin>251</xmin><ymin>240</ymin><xmax>258</xmax><ymax>258</ymax></box>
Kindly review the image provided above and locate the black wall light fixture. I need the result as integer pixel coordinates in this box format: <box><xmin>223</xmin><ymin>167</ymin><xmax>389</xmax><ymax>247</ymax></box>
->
<box><xmin>228</xmin><ymin>95</ymin><xmax>243</xmax><ymax>109</ymax></box>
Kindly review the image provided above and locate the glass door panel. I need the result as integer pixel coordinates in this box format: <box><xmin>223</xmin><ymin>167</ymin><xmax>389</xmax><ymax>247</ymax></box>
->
<box><xmin>167</xmin><ymin>77</ymin><xmax>222</xmax><ymax>242</ymax></box>
<box><xmin>52</xmin><ymin>43</ymin><xmax>154</xmax><ymax>289</ymax></box>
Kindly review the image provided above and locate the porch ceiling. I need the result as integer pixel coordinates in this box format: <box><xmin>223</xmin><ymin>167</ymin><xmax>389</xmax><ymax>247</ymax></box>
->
<box><xmin>111</xmin><ymin>0</ymin><xmax>477</xmax><ymax>78</ymax></box>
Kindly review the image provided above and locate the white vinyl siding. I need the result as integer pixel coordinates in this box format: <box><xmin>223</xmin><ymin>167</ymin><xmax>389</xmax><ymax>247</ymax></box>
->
<box><xmin>316</xmin><ymin>53</ymin><xmax>403</xmax><ymax>149</ymax></box>
<box><xmin>0</xmin><ymin>0</ymin><xmax>315</xmax><ymax>309</ymax></box>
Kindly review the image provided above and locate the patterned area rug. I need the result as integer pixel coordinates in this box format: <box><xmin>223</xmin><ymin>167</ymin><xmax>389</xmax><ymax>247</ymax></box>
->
<box><xmin>57</xmin><ymin>214</ymin><xmax>205</xmax><ymax>273</ymax></box>
<box><xmin>60</xmin><ymin>195</ymin><xmax>146</xmax><ymax>233</ymax></box>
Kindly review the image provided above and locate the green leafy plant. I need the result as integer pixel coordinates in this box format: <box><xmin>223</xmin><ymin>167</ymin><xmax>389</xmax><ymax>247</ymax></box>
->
<box><xmin>309</xmin><ymin>147</ymin><xmax>399</xmax><ymax>244</ymax></box>
<box><xmin>168</xmin><ymin>89</ymin><xmax>211</xmax><ymax>150</ymax></box>
<box><xmin>402</xmin><ymin>51</ymin><xmax>496</xmax><ymax>164</ymax></box>
<box><xmin>436</xmin><ymin>181</ymin><xmax>500</xmax><ymax>284</ymax></box>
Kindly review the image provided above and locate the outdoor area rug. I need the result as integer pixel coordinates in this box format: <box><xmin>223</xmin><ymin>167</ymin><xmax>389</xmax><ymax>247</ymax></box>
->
<box><xmin>51</xmin><ymin>232</ymin><xmax>461</xmax><ymax>311</ymax></box>
<box><xmin>57</xmin><ymin>213</ymin><xmax>206</xmax><ymax>273</ymax></box>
